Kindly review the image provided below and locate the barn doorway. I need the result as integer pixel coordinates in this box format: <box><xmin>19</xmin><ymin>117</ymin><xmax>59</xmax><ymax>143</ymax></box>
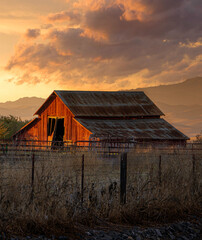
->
<box><xmin>47</xmin><ymin>117</ymin><xmax>64</xmax><ymax>149</ymax></box>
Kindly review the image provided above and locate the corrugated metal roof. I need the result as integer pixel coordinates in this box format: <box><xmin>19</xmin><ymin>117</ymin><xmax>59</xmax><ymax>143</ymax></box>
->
<box><xmin>77</xmin><ymin>118</ymin><xmax>189</xmax><ymax>140</ymax></box>
<box><xmin>53</xmin><ymin>91</ymin><xmax>163</xmax><ymax>117</ymax></box>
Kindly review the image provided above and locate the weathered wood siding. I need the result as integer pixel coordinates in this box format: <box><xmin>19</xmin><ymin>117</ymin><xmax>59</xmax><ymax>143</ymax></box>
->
<box><xmin>34</xmin><ymin>94</ymin><xmax>91</xmax><ymax>143</ymax></box>
<box><xmin>15</xmin><ymin>120</ymin><xmax>40</xmax><ymax>141</ymax></box>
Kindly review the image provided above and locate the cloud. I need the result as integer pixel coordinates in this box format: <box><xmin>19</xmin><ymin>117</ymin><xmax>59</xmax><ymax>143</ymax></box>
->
<box><xmin>47</xmin><ymin>11</ymin><xmax>81</xmax><ymax>23</ymax></box>
<box><xmin>0</xmin><ymin>13</ymin><xmax>34</xmax><ymax>20</ymax></box>
<box><xmin>24</xmin><ymin>28</ymin><xmax>40</xmax><ymax>39</ymax></box>
<box><xmin>41</xmin><ymin>23</ymin><xmax>53</xmax><ymax>29</ymax></box>
<box><xmin>6</xmin><ymin>0</ymin><xmax>202</xmax><ymax>89</ymax></box>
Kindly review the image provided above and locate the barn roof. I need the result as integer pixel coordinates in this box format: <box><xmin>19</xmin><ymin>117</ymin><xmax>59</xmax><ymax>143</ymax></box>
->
<box><xmin>77</xmin><ymin>118</ymin><xmax>189</xmax><ymax>140</ymax></box>
<box><xmin>35</xmin><ymin>90</ymin><xmax>163</xmax><ymax>117</ymax></box>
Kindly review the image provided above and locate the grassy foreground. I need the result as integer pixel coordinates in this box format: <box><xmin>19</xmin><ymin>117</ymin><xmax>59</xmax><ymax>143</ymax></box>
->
<box><xmin>0</xmin><ymin>147</ymin><xmax>201</xmax><ymax>237</ymax></box>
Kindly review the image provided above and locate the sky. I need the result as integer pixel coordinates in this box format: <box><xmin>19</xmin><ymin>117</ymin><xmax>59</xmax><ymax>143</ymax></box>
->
<box><xmin>0</xmin><ymin>0</ymin><xmax>201</xmax><ymax>102</ymax></box>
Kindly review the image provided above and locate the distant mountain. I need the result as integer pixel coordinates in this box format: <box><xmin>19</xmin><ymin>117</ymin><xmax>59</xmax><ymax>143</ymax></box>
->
<box><xmin>0</xmin><ymin>77</ymin><xmax>201</xmax><ymax>137</ymax></box>
<box><xmin>135</xmin><ymin>77</ymin><xmax>202</xmax><ymax>106</ymax></box>
<box><xmin>0</xmin><ymin>97</ymin><xmax>45</xmax><ymax>120</ymax></box>
<box><xmin>156</xmin><ymin>102</ymin><xmax>202</xmax><ymax>138</ymax></box>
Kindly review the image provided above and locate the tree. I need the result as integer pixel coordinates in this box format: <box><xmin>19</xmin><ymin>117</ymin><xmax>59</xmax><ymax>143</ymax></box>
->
<box><xmin>194</xmin><ymin>130</ymin><xmax>202</xmax><ymax>143</ymax></box>
<box><xmin>0</xmin><ymin>115</ymin><xmax>29</xmax><ymax>140</ymax></box>
<box><xmin>0</xmin><ymin>122</ymin><xmax>7</xmax><ymax>139</ymax></box>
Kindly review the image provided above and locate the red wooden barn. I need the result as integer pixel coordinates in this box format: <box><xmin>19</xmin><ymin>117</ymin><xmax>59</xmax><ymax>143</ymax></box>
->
<box><xmin>13</xmin><ymin>91</ymin><xmax>189</xmax><ymax>146</ymax></box>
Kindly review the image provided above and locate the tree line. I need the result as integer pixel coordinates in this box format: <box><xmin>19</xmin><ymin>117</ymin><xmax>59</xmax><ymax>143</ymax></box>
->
<box><xmin>0</xmin><ymin>115</ymin><xmax>29</xmax><ymax>140</ymax></box>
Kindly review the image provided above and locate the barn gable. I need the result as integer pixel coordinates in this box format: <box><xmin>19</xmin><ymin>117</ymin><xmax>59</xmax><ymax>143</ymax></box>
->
<box><xmin>14</xmin><ymin>92</ymin><xmax>92</xmax><ymax>143</ymax></box>
<box><xmin>36</xmin><ymin>91</ymin><xmax>164</xmax><ymax>118</ymax></box>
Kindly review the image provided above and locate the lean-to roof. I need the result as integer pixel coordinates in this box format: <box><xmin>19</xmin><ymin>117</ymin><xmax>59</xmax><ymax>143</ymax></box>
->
<box><xmin>77</xmin><ymin>118</ymin><xmax>189</xmax><ymax>140</ymax></box>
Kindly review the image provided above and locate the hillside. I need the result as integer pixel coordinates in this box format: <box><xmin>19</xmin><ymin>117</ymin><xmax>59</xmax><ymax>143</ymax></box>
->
<box><xmin>156</xmin><ymin>102</ymin><xmax>202</xmax><ymax>138</ymax></box>
<box><xmin>0</xmin><ymin>77</ymin><xmax>201</xmax><ymax>137</ymax></box>
<box><xmin>0</xmin><ymin>97</ymin><xmax>45</xmax><ymax>120</ymax></box>
<box><xmin>135</xmin><ymin>77</ymin><xmax>202</xmax><ymax>106</ymax></box>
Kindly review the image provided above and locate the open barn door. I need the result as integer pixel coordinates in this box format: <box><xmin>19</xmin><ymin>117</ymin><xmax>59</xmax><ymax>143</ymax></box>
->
<box><xmin>47</xmin><ymin>117</ymin><xmax>64</xmax><ymax>149</ymax></box>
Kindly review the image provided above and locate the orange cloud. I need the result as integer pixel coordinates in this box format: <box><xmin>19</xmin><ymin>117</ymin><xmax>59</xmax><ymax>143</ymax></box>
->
<box><xmin>73</xmin><ymin>0</ymin><xmax>116</xmax><ymax>11</ymax></box>
<box><xmin>5</xmin><ymin>0</ymin><xmax>202</xmax><ymax>89</ymax></box>
<box><xmin>47</xmin><ymin>11</ymin><xmax>81</xmax><ymax>23</ymax></box>
<box><xmin>80</xmin><ymin>28</ymin><xmax>108</xmax><ymax>41</ymax></box>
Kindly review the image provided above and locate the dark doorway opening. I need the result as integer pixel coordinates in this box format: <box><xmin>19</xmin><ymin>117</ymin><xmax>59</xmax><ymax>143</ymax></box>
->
<box><xmin>53</xmin><ymin>118</ymin><xmax>64</xmax><ymax>142</ymax></box>
<box><xmin>47</xmin><ymin>117</ymin><xmax>64</xmax><ymax>149</ymax></box>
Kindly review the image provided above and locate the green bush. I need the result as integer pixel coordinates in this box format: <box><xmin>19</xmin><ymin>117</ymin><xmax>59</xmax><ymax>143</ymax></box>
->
<box><xmin>0</xmin><ymin>115</ymin><xmax>29</xmax><ymax>140</ymax></box>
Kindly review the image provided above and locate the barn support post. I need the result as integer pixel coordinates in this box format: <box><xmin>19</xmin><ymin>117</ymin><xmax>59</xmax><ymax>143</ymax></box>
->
<box><xmin>2</xmin><ymin>144</ymin><xmax>5</xmax><ymax>154</ymax></box>
<box><xmin>108</xmin><ymin>144</ymin><xmax>111</xmax><ymax>156</ymax></box>
<box><xmin>81</xmin><ymin>154</ymin><xmax>84</xmax><ymax>205</ymax></box>
<box><xmin>120</xmin><ymin>152</ymin><xmax>127</xmax><ymax>205</ymax></box>
<box><xmin>158</xmin><ymin>155</ymin><xmax>162</xmax><ymax>187</ymax></box>
<box><xmin>192</xmin><ymin>154</ymin><xmax>196</xmax><ymax>194</ymax></box>
<box><xmin>31</xmin><ymin>153</ymin><xmax>35</xmax><ymax>201</ymax></box>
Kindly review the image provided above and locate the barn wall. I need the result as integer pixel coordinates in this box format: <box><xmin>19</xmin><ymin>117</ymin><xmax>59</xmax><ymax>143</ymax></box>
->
<box><xmin>37</xmin><ymin>94</ymin><xmax>91</xmax><ymax>143</ymax></box>
<box><xmin>24</xmin><ymin>122</ymin><xmax>39</xmax><ymax>140</ymax></box>
<box><xmin>14</xmin><ymin>120</ymin><xmax>40</xmax><ymax>141</ymax></box>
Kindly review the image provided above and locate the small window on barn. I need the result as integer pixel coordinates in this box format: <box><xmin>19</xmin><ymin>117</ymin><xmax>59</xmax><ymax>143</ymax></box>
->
<box><xmin>48</xmin><ymin>118</ymin><xmax>56</xmax><ymax>136</ymax></box>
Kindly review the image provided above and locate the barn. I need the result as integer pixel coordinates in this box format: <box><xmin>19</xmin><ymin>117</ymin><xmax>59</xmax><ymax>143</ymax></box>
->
<box><xmin>13</xmin><ymin>91</ymin><xmax>189</xmax><ymax>146</ymax></box>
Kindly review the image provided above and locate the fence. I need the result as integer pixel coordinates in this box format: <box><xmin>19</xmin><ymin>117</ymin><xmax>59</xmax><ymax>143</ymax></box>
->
<box><xmin>1</xmin><ymin>139</ymin><xmax>202</xmax><ymax>153</ymax></box>
<box><xmin>0</xmin><ymin>141</ymin><xmax>201</xmax><ymax>211</ymax></box>
<box><xmin>0</xmin><ymin>139</ymin><xmax>136</xmax><ymax>155</ymax></box>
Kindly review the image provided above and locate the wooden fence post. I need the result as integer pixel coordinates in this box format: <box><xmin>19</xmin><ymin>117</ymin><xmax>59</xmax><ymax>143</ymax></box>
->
<box><xmin>2</xmin><ymin>144</ymin><xmax>4</xmax><ymax>154</ymax></box>
<box><xmin>159</xmin><ymin>155</ymin><xmax>162</xmax><ymax>187</ymax></box>
<box><xmin>120</xmin><ymin>152</ymin><xmax>127</xmax><ymax>205</ymax></box>
<box><xmin>5</xmin><ymin>143</ymin><xmax>8</xmax><ymax>154</ymax></box>
<box><xmin>81</xmin><ymin>154</ymin><xmax>84</xmax><ymax>204</ymax></box>
<box><xmin>31</xmin><ymin>153</ymin><xmax>35</xmax><ymax>200</ymax></box>
<box><xmin>192</xmin><ymin>154</ymin><xmax>196</xmax><ymax>194</ymax></box>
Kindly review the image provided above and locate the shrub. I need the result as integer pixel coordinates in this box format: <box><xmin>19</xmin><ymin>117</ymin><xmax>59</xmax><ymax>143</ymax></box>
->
<box><xmin>0</xmin><ymin>115</ymin><xmax>29</xmax><ymax>140</ymax></box>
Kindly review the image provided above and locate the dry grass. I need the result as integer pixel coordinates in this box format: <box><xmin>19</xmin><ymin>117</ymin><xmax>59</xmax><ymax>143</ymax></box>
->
<box><xmin>0</xmin><ymin>147</ymin><xmax>201</xmax><ymax>237</ymax></box>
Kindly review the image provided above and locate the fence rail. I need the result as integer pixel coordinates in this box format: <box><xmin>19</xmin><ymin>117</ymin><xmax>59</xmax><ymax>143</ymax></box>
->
<box><xmin>1</xmin><ymin>140</ymin><xmax>202</xmax><ymax>154</ymax></box>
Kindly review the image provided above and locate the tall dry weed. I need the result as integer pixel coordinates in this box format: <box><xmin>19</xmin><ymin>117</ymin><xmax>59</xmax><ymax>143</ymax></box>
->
<box><xmin>0</xmin><ymin>147</ymin><xmax>201</xmax><ymax>235</ymax></box>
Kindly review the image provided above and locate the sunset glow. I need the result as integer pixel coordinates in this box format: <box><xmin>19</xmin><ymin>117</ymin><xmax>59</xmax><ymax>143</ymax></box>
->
<box><xmin>0</xmin><ymin>0</ymin><xmax>201</xmax><ymax>101</ymax></box>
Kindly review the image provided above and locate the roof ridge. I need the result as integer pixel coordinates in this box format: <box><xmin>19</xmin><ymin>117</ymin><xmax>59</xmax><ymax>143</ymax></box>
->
<box><xmin>54</xmin><ymin>90</ymin><xmax>144</xmax><ymax>93</ymax></box>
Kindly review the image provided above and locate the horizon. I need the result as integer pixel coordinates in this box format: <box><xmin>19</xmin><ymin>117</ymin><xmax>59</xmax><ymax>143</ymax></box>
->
<box><xmin>0</xmin><ymin>76</ymin><xmax>201</xmax><ymax>103</ymax></box>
